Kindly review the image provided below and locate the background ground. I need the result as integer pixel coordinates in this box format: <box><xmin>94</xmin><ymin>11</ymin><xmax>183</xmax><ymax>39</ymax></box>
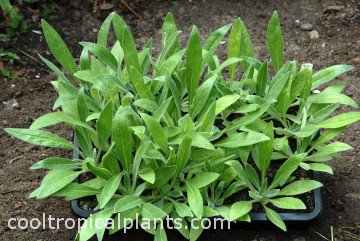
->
<box><xmin>1</xmin><ymin>0</ymin><xmax>360</xmax><ymax>240</ymax></box>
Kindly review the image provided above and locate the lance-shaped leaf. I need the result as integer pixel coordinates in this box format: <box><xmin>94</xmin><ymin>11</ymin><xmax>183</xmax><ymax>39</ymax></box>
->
<box><xmin>41</xmin><ymin>20</ymin><xmax>77</xmax><ymax>75</ymax></box>
<box><xmin>112</xmin><ymin>113</ymin><xmax>132</xmax><ymax>172</ymax></box>
<box><xmin>99</xmin><ymin>173</ymin><xmax>121</xmax><ymax>208</ymax></box>
<box><xmin>5</xmin><ymin>128</ymin><xmax>74</xmax><ymax>149</ymax></box>
<box><xmin>269</xmin><ymin>197</ymin><xmax>306</xmax><ymax>210</ymax></box>
<box><xmin>267</xmin><ymin>11</ymin><xmax>284</xmax><ymax>71</ymax></box>
<box><xmin>114</xmin><ymin>196</ymin><xmax>144</xmax><ymax>213</ymax></box>
<box><xmin>186</xmin><ymin>26</ymin><xmax>202</xmax><ymax>104</ymax></box>
<box><xmin>256</xmin><ymin>61</ymin><xmax>268</xmax><ymax>97</ymax></box>
<box><xmin>215</xmin><ymin>131</ymin><xmax>270</xmax><ymax>148</ymax></box>
<box><xmin>312</xmin><ymin>65</ymin><xmax>354</xmax><ymax>89</ymax></box>
<box><xmin>186</xmin><ymin>181</ymin><xmax>203</xmax><ymax>218</ymax></box>
<box><xmin>229</xmin><ymin>201</ymin><xmax>253</xmax><ymax>221</ymax></box>
<box><xmin>265</xmin><ymin>206</ymin><xmax>286</xmax><ymax>231</ymax></box>
<box><xmin>142</xmin><ymin>203</ymin><xmax>167</xmax><ymax>220</ymax></box>
<box><xmin>141</xmin><ymin>113</ymin><xmax>168</xmax><ymax>153</ymax></box>
<box><xmin>97</xmin><ymin>101</ymin><xmax>113</xmax><ymax>149</ymax></box>
<box><xmin>317</xmin><ymin>112</ymin><xmax>360</xmax><ymax>129</ymax></box>
<box><xmin>80</xmin><ymin>42</ymin><xmax>118</xmax><ymax>72</ymax></box>
<box><xmin>203</xmin><ymin>24</ymin><xmax>232</xmax><ymax>54</ymax></box>
<box><xmin>278</xmin><ymin>180</ymin><xmax>323</xmax><ymax>196</ymax></box>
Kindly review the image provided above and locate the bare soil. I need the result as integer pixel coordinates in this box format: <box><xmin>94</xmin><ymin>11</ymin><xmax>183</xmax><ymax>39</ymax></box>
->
<box><xmin>1</xmin><ymin>0</ymin><xmax>360</xmax><ymax>240</ymax></box>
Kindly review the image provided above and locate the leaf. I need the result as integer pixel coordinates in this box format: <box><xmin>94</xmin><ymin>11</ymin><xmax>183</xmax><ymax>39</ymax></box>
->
<box><xmin>30</xmin><ymin>112</ymin><xmax>95</xmax><ymax>133</ymax></box>
<box><xmin>215</xmin><ymin>131</ymin><xmax>270</xmax><ymax>148</ymax></box>
<box><xmin>171</xmin><ymin>200</ymin><xmax>193</xmax><ymax>218</ymax></box>
<box><xmin>293</xmin><ymin>124</ymin><xmax>319</xmax><ymax>138</ymax></box>
<box><xmin>31</xmin><ymin>170</ymin><xmax>81</xmax><ymax>198</ymax></box>
<box><xmin>228</xmin><ymin>18</ymin><xmax>254</xmax><ymax>80</ymax></box>
<box><xmin>85</xmin><ymin>162</ymin><xmax>113</xmax><ymax>180</ymax></box>
<box><xmin>130</xmin><ymin>66</ymin><xmax>154</xmax><ymax>101</ymax></box>
<box><xmin>256</xmin><ymin>61</ymin><xmax>268</xmax><ymax>97</ymax></box>
<box><xmin>229</xmin><ymin>201</ymin><xmax>253</xmax><ymax>221</ymax></box>
<box><xmin>97</xmin><ymin>101</ymin><xmax>113</xmax><ymax>148</ymax></box>
<box><xmin>80</xmin><ymin>42</ymin><xmax>118</xmax><ymax>71</ymax></box>
<box><xmin>215</xmin><ymin>94</ymin><xmax>240</xmax><ymax>115</ymax></box>
<box><xmin>265</xmin><ymin>71</ymin><xmax>290</xmax><ymax>101</ymax></box>
<box><xmin>142</xmin><ymin>203</ymin><xmax>167</xmax><ymax>220</ymax></box>
<box><xmin>269</xmin><ymin>197</ymin><xmax>306</xmax><ymax>210</ymax></box>
<box><xmin>155</xmin><ymin>225</ymin><xmax>168</xmax><ymax>241</ymax></box>
<box><xmin>112</xmin><ymin>114</ymin><xmax>132</xmax><ymax>172</ymax></box>
<box><xmin>312</xmin><ymin>65</ymin><xmax>354</xmax><ymax>89</ymax></box>
<box><xmin>141</xmin><ymin>113</ymin><xmax>168</xmax><ymax>153</ymax></box>
<box><xmin>310</xmin><ymin>127</ymin><xmax>345</xmax><ymax>150</ymax></box>
<box><xmin>5</xmin><ymin>128</ymin><xmax>74</xmax><ymax>149</ymax></box>
<box><xmin>152</xmin><ymin>165</ymin><xmax>176</xmax><ymax>187</ymax></box>
<box><xmin>203</xmin><ymin>24</ymin><xmax>232</xmax><ymax>54</ymax></box>
<box><xmin>308</xmin><ymin>142</ymin><xmax>352</xmax><ymax>160</ymax></box>
<box><xmin>78</xmin><ymin>207</ymin><xmax>113</xmax><ymax>241</ymax></box>
<box><xmin>267</xmin><ymin>11</ymin><xmax>284</xmax><ymax>71</ymax></box>
<box><xmin>186</xmin><ymin>26</ymin><xmax>203</xmax><ymax>104</ymax></box>
<box><xmin>97</xmin><ymin>12</ymin><xmax>114</xmax><ymax>47</ymax></box>
<box><xmin>186</xmin><ymin>181</ymin><xmax>203</xmax><ymax>218</ymax></box>
<box><xmin>291</xmin><ymin>66</ymin><xmax>311</xmax><ymax>101</ymax></box>
<box><xmin>30</xmin><ymin>157</ymin><xmax>81</xmax><ymax>170</ymax></box>
<box><xmin>102</xmin><ymin>142</ymin><xmax>120</xmax><ymax>175</ymax></box>
<box><xmin>308</xmin><ymin>163</ymin><xmax>333</xmax><ymax>174</ymax></box>
<box><xmin>41</xmin><ymin>20</ymin><xmax>77</xmax><ymax>75</ymax></box>
<box><xmin>99</xmin><ymin>174</ymin><xmax>121</xmax><ymax>208</ymax></box>
<box><xmin>176</xmin><ymin>132</ymin><xmax>193</xmax><ymax>175</ymax></box>
<box><xmin>279</xmin><ymin>180</ymin><xmax>323</xmax><ymax>196</ymax></box>
<box><xmin>161</xmin><ymin>12</ymin><xmax>179</xmax><ymax>56</ymax></box>
<box><xmin>268</xmin><ymin>154</ymin><xmax>304</xmax><ymax>189</ymax></box>
<box><xmin>253</xmin><ymin>121</ymin><xmax>274</xmax><ymax>179</ymax></box>
<box><xmin>114</xmin><ymin>196</ymin><xmax>144</xmax><ymax>213</ymax></box>
<box><xmin>317</xmin><ymin>112</ymin><xmax>360</xmax><ymax>129</ymax></box>
<box><xmin>264</xmin><ymin>206</ymin><xmax>287</xmax><ymax>231</ymax></box>
<box><xmin>54</xmin><ymin>183</ymin><xmax>100</xmax><ymax>199</ymax></box>
<box><xmin>138</xmin><ymin>167</ymin><xmax>155</xmax><ymax>184</ymax></box>
<box><xmin>188</xmin><ymin>172</ymin><xmax>220</xmax><ymax>189</ymax></box>
<box><xmin>190</xmin><ymin>75</ymin><xmax>216</xmax><ymax>118</ymax></box>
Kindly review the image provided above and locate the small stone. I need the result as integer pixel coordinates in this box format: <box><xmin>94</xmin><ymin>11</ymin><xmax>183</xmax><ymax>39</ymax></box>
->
<box><xmin>35</xmin><ymin>74</ymin><xmax>40</xmax><ymax>79</ymax></box>
<box><xmin>300</xmin><ymin>23</ymin><xmax>313</xmax><ymax>31</ymax></box>
<box><xmin>309</xmin><ymin>30</ymin><xmax>319</xmax><ymax>39</ymax></box>
<box><xmin>3</xmin><ymin>99</ymin><xmax>19</xmax><ymax>110</ymax></box>
<box><xmin>295</xmin><ymin>19</ymin><xmax>300</xmax><ymax>26</ymax></box>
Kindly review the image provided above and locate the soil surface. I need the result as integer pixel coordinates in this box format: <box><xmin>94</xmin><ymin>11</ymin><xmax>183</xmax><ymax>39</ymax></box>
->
<box><xmin>1</xmin><ymin>0</ymin><xmax>360</xmax><ymax>240</ymax></box>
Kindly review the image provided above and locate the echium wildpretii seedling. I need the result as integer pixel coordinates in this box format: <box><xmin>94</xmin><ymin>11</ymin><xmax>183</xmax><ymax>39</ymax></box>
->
<box><xmin>5</xmin><ymin>11</ymin><xmax>360</xmax><ymax>240</ymax></box>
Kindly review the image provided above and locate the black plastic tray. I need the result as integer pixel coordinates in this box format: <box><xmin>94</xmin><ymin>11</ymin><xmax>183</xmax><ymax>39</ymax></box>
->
<box><xmin>70</xmin><ymin>139</ymin><xmax>323</xmax><ymax>227</ymax></box>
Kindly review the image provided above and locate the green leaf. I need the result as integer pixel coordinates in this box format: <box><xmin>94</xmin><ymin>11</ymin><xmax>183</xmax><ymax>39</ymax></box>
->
<box><xmin>293</xmin><ymin>124</ymin><xmax>319</xmax><ymax>138</ymax></box>
<box><xmin>215</xmin><ymin>94</ymin><xmax>240</xmax><ymax>115</ymax></box>
<box><xmin>31</xmin><ymin>170</ymin><xmax>81</xmax><ymax>198</ymax></box>
<box><xmin>312</xmin><ymin>65</ymin><xmax>354</xmax><ymax>89</ymax></box>
<box><xmin>85</xmin><ymin>162</ymin><xmax>112</xmax><ymax>180</ymax></box>
<box><xmin>256</xmin><ymin>61</ymin><xmax>268</xmax><ymax>97</ymax></box>
<box><xmin>186</xmin><ymin>26</ymin><xmax>203</xmax><ymax>104</ymax></box>
<box><xmin>80</xmin><ymin>42</ymin><xmax>118</xmax><ymax>72</ymax></box>
<box><xmin>317</xmin><ymin>112</ymin><xmax>360</xmax><ymax>129</ymax></box>
<box><xmin>114</xmin><ymin>196</ymin><xmax>144</xmax><ymax>213</ymax></box>
<box><xmin>142</xmin><ymin>203</ymin><xmax>167</xmax><ymax>220</ymax></box>
<box><xmin>269</xmin><ymin>197</ymin><xmax>306</xmax><ymax>210</ymax></box>
<box><xmin>291</xmin><ymin>66</ymin><xmax>311</xmax><ymax>101</ymax></box>
<box><xmin>141</xmin><ymin>113</ymin><xmax>168</xmax><ymax>153</ymax></box>
<box><xmin>5</xmin><ymin>128</ymin><xmax>74</xmax><ymax>149</ymax></box>
<box><xmin>54</xmin><ymin>183</ymin><xmax>100</xmax><ymax>200</ymax></box>
<box><xmin>162</xmin><ymin>13</ymin><xmax>179</xmax><ymax>56</ymax></box>
<box><xmin>138</xmin><ymin>167</ymin><xmax>155</xmax><ymax>184</ymax></box>
<box><xmin>102</xmin><ymin>142</ymin><xmax>120</xmax><ymax>175</ymax></box>
<box><xmin>122</xmin><ymin>25</ymin><xmax>141</xmax><ymax>73</ymax></box>
<box><xmin>228</xmin><ymin>18</ymin><xmax>254</xmax><ymax>80</ymax></box>
<box><xmin>186</xmin><ymin>181</ymin><xmax>203</xmax><ymax>218</ymax></box>
<box><xmin>188</xmin><ymin>172</ymin><xmax>219</xmax><ymax>189</ymax></box>
<box><xmin>279</xmin><ymin>180</ymin><xmax>323</xmax><ymax>196</ymax></box>
<box><xmin>130</xmin><ymin>66</ymin><xmax>154</xmax><ymax>101</ymax></box>
<box><xmin>99</xmin><ymin>173</ymin><xmax>121</xmax><ymax>208</ymax></box>
<box><xmin>78</xmin><ymin>207</ymin><xmax>113</xmax><ymax>241</ymax></box>
<box><xmin>203</xmin><ymin>24</ymin><xmax>232</xmax><ymax>54</ymax></box>
<box><xmin>308</xmin><ymin>142</ymin><xmax>352</xmax><ymax>160</ymax></box>
<box><xmin>265</xmin><ymin>71</ymin><xmax>290</xmax><ymax>101</ymax></box>
<box><xmin>41</xmin><ymin>20</ymin><xmax>77</xmax><ymax>75</ymax></box>
<box><xmin>30</xmin><ymin>157</ymin><xmax>81</xmax><ymax>170</ymax></box>
<box><xmin>97</xmin><ymin>101</ymin><xmax>113</xmax><ymax>148</ymax></box>
<box><xmin>97</xmin><ymin>12</ymin><xmax>114</xmax><ymax>47</ymax></box>
<box><xmin>112</xmin><ymin>114</ymin><xmax>132</xmax><ymax>172</ymax></box>
<box><xmin>310</xmin><ymin>127</ymin><xmax>345</xmax><ymax>150</ymax></box>
<box><xmin>171</xmin><ymin>200</ymin><xmax>193</xmax><ymax>218</ymax></box>
<box><xmin>155</xmin><ymin>225</ymin><xmax>168</xmax><ymax>241</ymax></box>
<box><xmin>152</xmin><ymin>165</ymin><xmax>176</xmax><ymax>187</ymax></box>
<box><xmin>267</xmin><ymin>11</ymin><xmax>284</xmax><ymax>71</ymax></box>
<box><xmin>176</xmin><ymin>131</ymin><xmax>193</xmax><ymax>175</ymax></box>
<box><xmin>190</xmin><ymin>75</ymin><xmax>216</xmax><ymax>118</ymax></box>
<box><xmin>229</xmin><ymin>201</ymin><xmax>253</xmax><ymax>221</ymax></box>
<box><xmin>189</xmin><ymin>219</ymin><xmax>204</xmax><ymax>241</ymax></box>
<box><xmin>268</xmin><ymin>154</ymin><xmax>304</xmax><ymax>189</ymax></box>
<box><xmin>215</xmin><ymin>131</ymin><xmax>270</xmax><ymax>148</ymax></box>
<box><xmin>264</xmin><ymin>206</ymin><xmax>286</xmax><ymax>231</ymax></box>
<box><xmin>308</xmin><ymin>163</ymin><xmax>333</xmax><ymax>174</ymax></box>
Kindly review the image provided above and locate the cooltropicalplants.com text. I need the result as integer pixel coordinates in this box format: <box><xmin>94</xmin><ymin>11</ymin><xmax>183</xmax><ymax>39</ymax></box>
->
<box><xmin>7</xmin><ymin>213</ymin><xmax>231</xmax><ymax>232</ymax></box>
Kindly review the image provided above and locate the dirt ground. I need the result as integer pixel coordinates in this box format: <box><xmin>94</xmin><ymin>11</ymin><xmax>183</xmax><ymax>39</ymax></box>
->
<box><xmin>1</xmin><ymin>0</ymin><xmax>360</xmax><ymax>240</ymax></box>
